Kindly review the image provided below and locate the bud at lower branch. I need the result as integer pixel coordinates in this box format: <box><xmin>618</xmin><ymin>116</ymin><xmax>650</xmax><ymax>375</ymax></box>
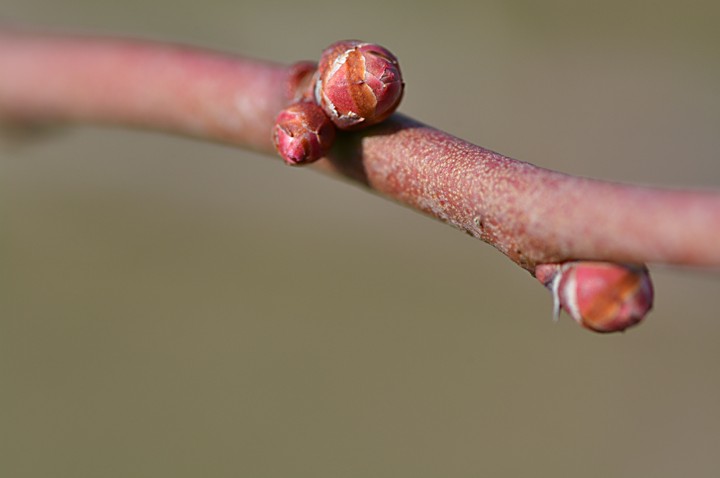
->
<box><xmin>535</xmin><ymin>261</ymin><xmax>654</xmax><ymax>333</ymax></box>
<box><xmin>272</xmin><ymin>101</ymin><xmax>336</xmax><ymax>166</ymax></box>
<box><xmin>315</xmin><ymin>40</ymin><xmax>404</xmax><ymax>130</ymax></box>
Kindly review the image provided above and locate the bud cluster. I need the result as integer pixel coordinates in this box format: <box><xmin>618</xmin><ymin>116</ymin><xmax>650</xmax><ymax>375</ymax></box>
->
<box><xmin>272</xmin><ymin>40</ymin><xmax>404</xmax><ymax>166</ymax></box>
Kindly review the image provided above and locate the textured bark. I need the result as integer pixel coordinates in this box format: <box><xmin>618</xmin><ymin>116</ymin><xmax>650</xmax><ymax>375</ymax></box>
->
<box><xmin>2</xmin><ymin>29</ymin><xmax>719</xmax><ymax>272</ymax></box>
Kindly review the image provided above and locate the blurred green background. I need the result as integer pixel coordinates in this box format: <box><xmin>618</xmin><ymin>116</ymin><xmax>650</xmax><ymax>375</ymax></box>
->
<box><xmin>2</xmin><ymin>1</ymin><xmax>720</xmax><ymax>477</ymax></box>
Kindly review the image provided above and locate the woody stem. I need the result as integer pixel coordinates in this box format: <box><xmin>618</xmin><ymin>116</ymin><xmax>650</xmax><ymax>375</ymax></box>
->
<box><xmin>2</xmin><ymin>29</ymin><xmax>719</xmax><ymax>271</ymax></box>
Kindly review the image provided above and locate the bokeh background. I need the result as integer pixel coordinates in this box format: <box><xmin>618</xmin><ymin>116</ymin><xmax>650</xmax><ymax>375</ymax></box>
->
<box><xmin>2</xmin><ymin>1</ymin><xmax>720</xmax><ymax>477</ymax></box>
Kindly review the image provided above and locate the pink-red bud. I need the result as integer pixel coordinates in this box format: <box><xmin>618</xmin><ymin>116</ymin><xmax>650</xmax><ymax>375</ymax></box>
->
<box><xmin>535</xmin><ymin>261</ymin><xmax>654</xmax><ymax>333</ymax></box>
<box><xmin>272</xmin><ymin>101</ymin><xmax>336</xmax><ymax>166</ymax></box>
<box><xmin>315</xmin><ymin>40</ymin><xmax>404</xmax><ymax>130</ymax></box>
<box><xmin>285</xmin><ymin>61</ymin><xmax>318</xmax><ymax>103</ymax></box>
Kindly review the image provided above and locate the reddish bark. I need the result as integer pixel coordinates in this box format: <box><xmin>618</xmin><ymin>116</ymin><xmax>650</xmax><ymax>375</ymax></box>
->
<box><xmin>2</xmin><ymin>29</ymin><xmax>719</xmax><ymax>273</ymax></box>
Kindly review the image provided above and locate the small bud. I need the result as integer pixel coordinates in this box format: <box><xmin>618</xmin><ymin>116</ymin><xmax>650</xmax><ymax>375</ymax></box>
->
<box><xmin>272</xmin><ymin>101</ymin><xmax>336</xmax><ymax>166</ymax></box>
<box><xmin>536</xmin><ymin>261</ymin><xmax>654</xmax><ymax>333</ymax></box>
<box><xmin>285</xmin><ymin>61</ymin><xmax>318</xmax><ymax>103</ymax></box>
<box><xmin>315</xmin><ymin>40</ymin><xmax>404</xmax><ymax>130</ymax></box>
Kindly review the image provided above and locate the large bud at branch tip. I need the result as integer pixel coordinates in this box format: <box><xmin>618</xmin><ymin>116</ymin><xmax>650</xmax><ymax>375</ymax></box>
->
<box><xmin>315</xmin><ymin>40</ymin><xmax>404</xmax><ymax>130</ymax></box>
<box><xmin>272</xmin><ymin>101</ymin><xmax>336</xmax><ymax>166</ymax></box>
<box><xmin>535</xmin><ymin>261</ymin><xmax>654</xmax><ymax>333</ymax></box>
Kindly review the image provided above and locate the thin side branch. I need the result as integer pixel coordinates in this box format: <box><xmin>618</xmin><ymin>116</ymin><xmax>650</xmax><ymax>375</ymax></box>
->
<box><xmin>2</xmin><ymin>29</ymin><xmax>719</xmax><ymax>271</ymax></box>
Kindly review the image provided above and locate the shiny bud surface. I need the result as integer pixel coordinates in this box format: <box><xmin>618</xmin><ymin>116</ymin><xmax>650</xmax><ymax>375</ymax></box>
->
<box><xmin>315</xmin><ymin>40</ymin><xmax>404</xmax><ymax>130</ymax></box>
<box><xmin>536</xmin><ymin>261</ymin><xmax>654</xmax><ymax>333</ymax></box>
<box><xmin>272</xmin><ymin>101</ymin><xmax>336</xmax><ymax>166</ymax></box>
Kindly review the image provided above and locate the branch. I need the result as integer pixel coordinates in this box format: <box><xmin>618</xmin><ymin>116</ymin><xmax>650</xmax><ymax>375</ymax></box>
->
<box><xmin>323</xmin><ymin>118</ymin><xmax>720</xmax><ymax>269</ymax></box>
<box><xmin>2</xmin><ymin>29</ymin><xmax>718</xmax><ymax>331</ymax></box>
